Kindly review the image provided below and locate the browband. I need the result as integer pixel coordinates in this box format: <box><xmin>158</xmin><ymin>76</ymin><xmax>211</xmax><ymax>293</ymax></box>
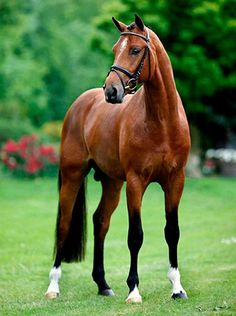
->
<box><xmin>120</xmin><ymin>31</ymin><xmax>150</xmax><ymax>43</ymax></box>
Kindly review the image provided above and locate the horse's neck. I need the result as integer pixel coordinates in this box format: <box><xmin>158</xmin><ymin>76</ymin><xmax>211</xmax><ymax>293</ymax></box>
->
<box><xmin>143</xmin><ymin>36</ymin><xmax>179</xmax><ymax>125</ymax></box>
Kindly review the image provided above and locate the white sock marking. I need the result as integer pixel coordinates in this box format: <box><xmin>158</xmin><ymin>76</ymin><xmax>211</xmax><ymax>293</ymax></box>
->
<box><xmin>167</xmin><ymin>267</ymin><xmax>186</xmax><ymax>295</ymax></box>
<box><xmin>45</xmin><ymin>267</ymin><xmax>61</xmax><ymax>296</ymax></box>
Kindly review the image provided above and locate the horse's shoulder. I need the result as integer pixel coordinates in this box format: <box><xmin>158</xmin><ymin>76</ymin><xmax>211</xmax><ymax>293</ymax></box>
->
<box><xmin>75</xmin><ymin>88</ymin><xmax>104</xmax><ymax>105</ymax></box>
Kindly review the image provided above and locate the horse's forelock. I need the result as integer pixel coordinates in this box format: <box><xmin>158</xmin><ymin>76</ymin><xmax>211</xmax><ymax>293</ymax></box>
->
<box><xmin>127</xmin><ymin>22</ymin><xmax>136</xmax><ymax>31</ymax></box>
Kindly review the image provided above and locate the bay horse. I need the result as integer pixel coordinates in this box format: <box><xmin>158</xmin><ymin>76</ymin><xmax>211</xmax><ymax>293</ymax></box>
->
<box><xmin>45</xmin><ymin>15</ymin><xmax>190</xmax><ymax>303</ymax></box>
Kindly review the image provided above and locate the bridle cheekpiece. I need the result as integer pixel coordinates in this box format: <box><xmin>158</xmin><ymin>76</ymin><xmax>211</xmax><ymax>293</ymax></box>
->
<box><xmin>106</xmin><ymin>29</ymin><xmax>150</xmax><ymax>94</ymax></box>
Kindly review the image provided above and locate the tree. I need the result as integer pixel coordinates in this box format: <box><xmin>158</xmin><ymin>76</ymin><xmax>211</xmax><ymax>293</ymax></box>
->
<box><xmin>0</xmin><ymin>0</ymin><xmax>107</xmax><ymax>127</ymax></box>
<box><xmin>0</xmin><ymin>1</ymin><xmax>48</xmax><ymax>123</ymax></box>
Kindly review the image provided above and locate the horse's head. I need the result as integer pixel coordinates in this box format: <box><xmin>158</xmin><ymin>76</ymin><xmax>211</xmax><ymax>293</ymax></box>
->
<box><xmin>104</xmin><ymin>15</ymin><xmax>151</xmax><ymax>104</ymax></box>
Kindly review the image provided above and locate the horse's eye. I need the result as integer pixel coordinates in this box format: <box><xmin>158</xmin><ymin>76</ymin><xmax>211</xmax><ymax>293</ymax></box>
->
<box><xmin>131</xmin><ymin>47</ymin><xmax>141</xmax><ymax>55</ymax></box>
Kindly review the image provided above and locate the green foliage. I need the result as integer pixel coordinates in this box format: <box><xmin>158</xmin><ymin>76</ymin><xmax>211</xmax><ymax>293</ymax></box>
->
<box><xmin>41</xmin><ymin>121</ymin><xmax>63</xmax><ymax>141</ymax></box>
<box><xmin>0</xmin><ymin>118</ymin><xmax>36</xmax><ymax>145</ymax></box>
<box><xmin>0</xmin><ymin>1</ymin><xmax>48</xmax><ymax>124</ymax></box>
<box><xmin>0</xmin><ymin>0</ymin><xmax>107</xmax><ymax>127</ymax></box>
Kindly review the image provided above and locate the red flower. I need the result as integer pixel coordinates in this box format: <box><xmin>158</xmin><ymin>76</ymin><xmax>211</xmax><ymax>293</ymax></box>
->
<box><xmin>2</xmin><ymin>140</ymin><xmax>18</xmax><ymax>153</ymax></box>
<box><xmin>40</xmin><ymin>145</ymin><xmax>58</xmax><ymax>164</ymax></box>
<box><xmin>40</xmin><ymin>145</ymin><xmax>54</xmax><ymax>156</ymax></box>
<box><xmin>48</xmin><ymin>154</ymin><xmax>58</xmax><ymax>164</ymax></box>
<box><xmin>24</xmin><ymin>155</ymin><xmax>43</xmax><ymax>174</ymax></box>
<box><xmin>1</xmin><ymin>134</ymin><xmax>58</xmax><ymax>177</ymax></box>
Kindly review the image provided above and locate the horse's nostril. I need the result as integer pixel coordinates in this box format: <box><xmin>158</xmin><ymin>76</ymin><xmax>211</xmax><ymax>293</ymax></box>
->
<box><xmin>106</xmin><ymin>86</ymin><xmax>118</xmax><ymax>103</ymax></box>
<box><xmin>111</xmin><ymin>87</ymin><xmax>117</xmax><ymax>99</ymax></box>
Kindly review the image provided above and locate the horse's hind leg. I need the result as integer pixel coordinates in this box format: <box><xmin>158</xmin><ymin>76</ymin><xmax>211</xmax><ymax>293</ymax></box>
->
<box><xmin>45</xmin><ymin>167</ymin><xmax>88</xmax><ymax>299</ymax></box>
<box><xmin>164</xmin><ymin>170</ymin><xmax>187</xmax><ymax>299</ymax></box>
<box><xmin>92</xmin><ymin>175</ymin><xmax>123</xmax><ymax>296</ymax></box>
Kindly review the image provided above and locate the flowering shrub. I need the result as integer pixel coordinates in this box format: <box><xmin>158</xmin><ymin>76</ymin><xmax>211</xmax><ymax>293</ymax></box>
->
<box><xmin>0</xmin><ymin>135</ymin><xmax>59</xmax><ymax>177</ymax></box>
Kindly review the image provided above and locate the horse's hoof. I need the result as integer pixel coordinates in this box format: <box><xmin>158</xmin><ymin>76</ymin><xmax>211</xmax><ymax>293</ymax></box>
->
<box><xmin>99</xmin><ymin>288</ymin><xmax>115</xmax><ymax>296</ymax></box>
<box><xmin>172</xmin><ymin>291</ymin><xmax>188</xmax><ymax>300</ymax></box>
<box><xmin>126</xmin><ymin>296</ymin><xmax>142</xmax><ymax>303</ymax></box>
<box><xmin>125</xmin><ymin>285</ymin><xmax>142</xmax><ymax>303</ymax></box>
<box><xmin>45</xmin><ymin>292</ymin><xmax>59</xmax><ymax>299</ymax></box>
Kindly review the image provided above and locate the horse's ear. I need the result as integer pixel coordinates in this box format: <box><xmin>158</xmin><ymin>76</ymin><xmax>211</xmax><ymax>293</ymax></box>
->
<box><xmin>134</xmin><ymin>14</ymin><xmax>145</xmax><ymax>32</ymax></box>
<box><xmin>112</xmin><ymin>17</ymin><xmax>126</xmax><ymax>32</ymax></box>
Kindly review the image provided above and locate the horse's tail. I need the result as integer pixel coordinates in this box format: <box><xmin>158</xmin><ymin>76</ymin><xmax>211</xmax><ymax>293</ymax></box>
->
<box><xmin>54</xmin><ymin>171</ymin><xmax>87</xmax><ymax>263</ymax></box>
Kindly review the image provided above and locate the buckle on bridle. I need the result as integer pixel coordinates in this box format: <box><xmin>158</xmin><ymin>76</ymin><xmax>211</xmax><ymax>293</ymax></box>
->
<box><xmin>125</xmin><ymin>78</ymin><xmax>137</xmax><ymax>94</ymax></box>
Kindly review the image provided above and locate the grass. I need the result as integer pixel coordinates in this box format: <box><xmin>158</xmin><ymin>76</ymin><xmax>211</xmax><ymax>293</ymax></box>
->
<box><xmin>0</xmin><ymin>174</ymin><xmax>236</xmax><ymax>315</ymax></box>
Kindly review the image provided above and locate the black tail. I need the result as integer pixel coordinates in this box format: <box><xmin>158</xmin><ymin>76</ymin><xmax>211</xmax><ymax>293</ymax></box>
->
<box><xmin>54</xmin><ymin>171</ymin><xmax>87</xmax><ymax>263</ymax></box>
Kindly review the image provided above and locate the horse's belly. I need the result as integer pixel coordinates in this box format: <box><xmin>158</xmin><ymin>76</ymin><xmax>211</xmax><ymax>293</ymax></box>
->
<box><xmin>92</xmin><ymin>154</ymin><xmax>125</xmax><ymax>180</ymax></box>
<box><xmin>86</xmin><ymin>136</ymin><xmax>125</xmax><ymax>180</ymax></box>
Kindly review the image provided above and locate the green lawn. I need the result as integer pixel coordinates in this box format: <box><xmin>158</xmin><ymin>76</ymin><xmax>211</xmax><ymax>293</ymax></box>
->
<box><xmin>0</xmin><ymin>175</ymin><xmax>236</xmax><ymax>315</ymax></box>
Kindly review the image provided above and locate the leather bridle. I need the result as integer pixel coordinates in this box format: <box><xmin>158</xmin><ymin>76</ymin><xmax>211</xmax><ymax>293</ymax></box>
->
<box><xmin>105</xmin><ymin>29</ymin><xmax>151</xmax><ymax>94</ymax></box>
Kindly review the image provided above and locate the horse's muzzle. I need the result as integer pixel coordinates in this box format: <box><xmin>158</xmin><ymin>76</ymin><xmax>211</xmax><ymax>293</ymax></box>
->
<box><xmin>104</xmin><ymin>84</ymin><xmax>124</xmax><ymax>104</ymax></box>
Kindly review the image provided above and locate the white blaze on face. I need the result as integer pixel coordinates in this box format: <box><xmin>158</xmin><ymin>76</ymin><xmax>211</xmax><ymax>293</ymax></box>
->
<box><xmin>116</xmin><ymin>38</ymin><xmax>128</xmax><ymax>62</ymax></box>
<box><xmin>120</xmin><ymin>38</ymin><xmax>128</xmax><ymax>52</ymax></box>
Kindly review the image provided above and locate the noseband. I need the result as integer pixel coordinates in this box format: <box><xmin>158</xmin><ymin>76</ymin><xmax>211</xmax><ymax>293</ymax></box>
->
<box><xmin>105</xmin><ymin>30</ymin><xmax>150</xmax><ymax>94</ymax></box>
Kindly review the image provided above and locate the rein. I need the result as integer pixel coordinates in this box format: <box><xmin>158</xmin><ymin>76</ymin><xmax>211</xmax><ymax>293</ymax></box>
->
<box><xmin>107</xmin><ymin>29</ymin><xmax>151</xmax><ymax>94</ymax></box>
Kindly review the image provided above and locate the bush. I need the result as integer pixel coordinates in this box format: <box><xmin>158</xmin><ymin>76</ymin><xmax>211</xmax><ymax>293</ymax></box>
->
<box><xmin>41</xmin><ymin>121</ymin><xmax>62</xmax><ymax>141</ymax></box>
<box><xmin>0</xmin><ymin>118</ymin><xmax>37</xmax><ymax>145</ymax></box>
<box><xmin>0</xmin><ymin>135</ymin><xmax>59</xmax><ymax>177</ymax></box>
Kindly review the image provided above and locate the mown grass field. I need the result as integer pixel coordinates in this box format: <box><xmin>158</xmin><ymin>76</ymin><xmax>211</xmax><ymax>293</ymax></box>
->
<box><xmin>0</xmin><ymin>174</ymin><xmax>236</xmax><ymax>315</ymax></box>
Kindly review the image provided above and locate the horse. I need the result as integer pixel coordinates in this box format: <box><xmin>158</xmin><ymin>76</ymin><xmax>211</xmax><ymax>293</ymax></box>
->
<box><xmin>45</xmin><ymin>14</ymin><xmax>190</xmax><ymax>303</ymax></box>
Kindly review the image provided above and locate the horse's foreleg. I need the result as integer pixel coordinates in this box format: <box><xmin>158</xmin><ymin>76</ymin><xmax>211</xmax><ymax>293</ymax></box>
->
<box><xmin>125</xmin><ymin>175</ymin><xmax>145</xmax><ymax>303</ymax></box>
<box><xmin>92</xmin><ymin>177</ymin><xmax>123</xmax><ymax>296</ymax></box>
<box><xmin>45</xmin><ymin>170</ymin><xmax>86</xmax><ymax>299</ymax></box>
<box><xmin>164</xmin><ymin>170</ymin><xmax>187</xmax><ymax>299</ymax></box>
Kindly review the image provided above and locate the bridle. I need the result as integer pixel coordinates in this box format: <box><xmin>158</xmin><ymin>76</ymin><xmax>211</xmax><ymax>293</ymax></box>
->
<box><xmin>105</xmin><ymin>29</ymin><xmax>151</xmax><ymax>94</ymax></box>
